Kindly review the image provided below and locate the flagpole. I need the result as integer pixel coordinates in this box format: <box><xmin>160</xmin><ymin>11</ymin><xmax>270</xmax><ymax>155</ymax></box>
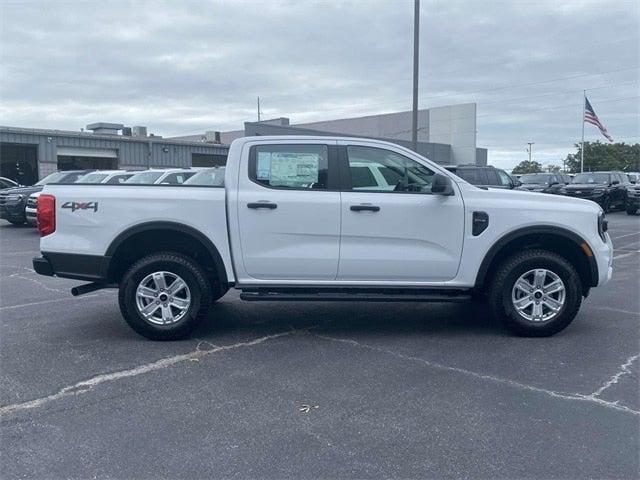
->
<box><xmin>581</xmin><ymin>90</ymin><xmax>585</xmax><ymax>173</ymax></box>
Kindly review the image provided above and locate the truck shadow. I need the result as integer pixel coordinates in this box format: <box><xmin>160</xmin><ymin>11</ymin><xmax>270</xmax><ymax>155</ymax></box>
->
<box><xmin>196</xmin><ymin>294</ymin><xmax>508</xmax><ymax>339</ymax></box>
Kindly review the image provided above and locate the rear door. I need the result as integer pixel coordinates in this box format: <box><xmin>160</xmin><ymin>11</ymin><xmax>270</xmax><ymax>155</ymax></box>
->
<box><xmin>235</xmin><ymin>141</ymin><xmax>341</xmax><ymax>281</ymax></box>
<box><xmin>337</xmin><ymin>141</ymin><xmax>464</xmax><ymax>283</ymax></box>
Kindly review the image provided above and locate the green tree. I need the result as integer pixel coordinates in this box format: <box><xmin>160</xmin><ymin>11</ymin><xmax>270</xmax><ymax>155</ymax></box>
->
<box><xmin>544</xmin><ymin>164</ymin><xmax>561</xmax><ymax>173</ymax></box>
<box><xmin>565</xmin><ymin>142</ymin><xmax>640</xmax><ymax>173</ymax></box>
<box><xmin>512</xmin><ymin>160</ymin><xmax>543</xmax><ymax>174</ymax></box>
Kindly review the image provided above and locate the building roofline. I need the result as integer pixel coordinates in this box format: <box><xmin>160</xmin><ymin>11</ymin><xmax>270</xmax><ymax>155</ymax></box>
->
<box><xmin>0</xmin><ymin>125</ymin><xmax>230</xmax><ymax>149</ymax></box>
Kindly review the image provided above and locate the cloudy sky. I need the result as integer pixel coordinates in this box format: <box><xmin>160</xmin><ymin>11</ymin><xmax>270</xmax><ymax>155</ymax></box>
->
<box><xmin>1</xmin><ymin>0</ymin><xmax>638</xmax><ymax>169</ymax></box>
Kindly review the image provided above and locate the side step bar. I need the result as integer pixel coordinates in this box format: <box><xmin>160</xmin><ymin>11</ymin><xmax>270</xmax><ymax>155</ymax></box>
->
<box><xmin>240</xmin><ymin>288</ymin><xmax>472</xmax><ymax>303</ymax></box>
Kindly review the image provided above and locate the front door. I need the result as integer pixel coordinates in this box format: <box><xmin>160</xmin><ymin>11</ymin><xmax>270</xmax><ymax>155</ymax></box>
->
<box><xmin>337</xmin><ymin>142</ymin><xmax>465</xmax><ymax>283</ymax></box>
<box><xmin>236</xmin><ymin>141</ymin><xmax>341</xmax><ymax>281</ymax></box>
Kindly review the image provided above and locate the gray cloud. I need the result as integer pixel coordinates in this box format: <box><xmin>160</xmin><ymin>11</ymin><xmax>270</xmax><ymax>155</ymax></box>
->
<box><xmin>1</xmin><ymin>0</ymin><xmax>638</xmax><ymax>169</ymax></box>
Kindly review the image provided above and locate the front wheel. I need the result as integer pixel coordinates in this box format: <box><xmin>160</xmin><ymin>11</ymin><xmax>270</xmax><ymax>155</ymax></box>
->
<box><xmin>601</xmin><ymin>196</ymin><xmax>611</xmax><ymax>213</ymax></box>
<box><xmin>118</xmin><ymin>252</ymin><xmax>212</xmax><ymax>340</ymax></box>
<box><xmin>488</xmin><ymin>249</ymin><xmax>582</xmax><ymax>337</ymax></box>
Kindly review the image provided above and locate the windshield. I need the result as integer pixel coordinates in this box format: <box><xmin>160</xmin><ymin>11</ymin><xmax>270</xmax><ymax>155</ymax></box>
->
<box><xmin>35</xmin><ymin>171</ymin><xmax>70</xmax><ymax>185</ymax></box>
<box><xmin>572</xmin><ymin>173</ymin><xmax>610</xmax><ymax>184</ymax></box>
<box><xmin>125</xmin><ymin>171</ymin><xmax>164</xmax><ymax>184</ymax></box>
<box><xmin>184</xmin><ymin>168</ymin><xmax>226</xmax><ymax>186</ymax></box>
<box><xmin>75</xmin><ymin>173</ymin><xmax>109</xmax><ymax>184</ymax></box>
<box><xmin>520</xmin><ymin>174</ymin><xmax>552</xmax><ymax>184</ymax></box>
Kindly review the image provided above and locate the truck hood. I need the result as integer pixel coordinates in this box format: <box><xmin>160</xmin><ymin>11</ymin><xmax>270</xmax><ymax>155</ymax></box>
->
<box><xmin>0</xmin><ymin>185</ymin><xmax>43</xmax><ymax>195</ymax></box>
<box><xmin>473</xmin><ymin>184</ymin><xmax>600</xmax><ymax>212</ymax></box>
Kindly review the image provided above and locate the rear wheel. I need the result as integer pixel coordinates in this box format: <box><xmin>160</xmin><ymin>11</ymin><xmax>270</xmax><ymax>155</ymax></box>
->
<box><xmin>118</xmin><ymin>252</ymin><xmax>211</xmax><ymax>340</ymax></box>
<box><xmin>488</xmin><ymin>249</ymin><xmax>582</xmax><ymax>337</ymax></box>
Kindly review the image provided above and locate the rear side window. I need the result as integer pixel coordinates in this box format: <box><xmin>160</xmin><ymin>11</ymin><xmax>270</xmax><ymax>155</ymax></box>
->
<box><xmin>250</xmin><ymin>144</ymin><xmax>329</xmax><ymax>190</ymax></box>
<box><xmin>457</xmin><ymin>168</ymin><xmax>488</xmax><ymax>185</ymax></box>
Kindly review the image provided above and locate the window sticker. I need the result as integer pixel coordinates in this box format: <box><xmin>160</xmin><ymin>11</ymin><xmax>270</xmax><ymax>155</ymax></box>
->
<box><xmin>269</xmin><ymin>152</ymin><xmax>319</xmax><ymax>187</ymax></box>
<box><xmin>257</xmin><ymin>152</ymin><xmax>271</xmax><ymax>180</ymax></box>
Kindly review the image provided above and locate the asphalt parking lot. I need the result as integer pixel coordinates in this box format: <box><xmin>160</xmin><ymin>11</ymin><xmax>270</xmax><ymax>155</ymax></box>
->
<box><xmin>1</xmin><ymin>213</ymin><xmax>639</xmax><ymax>479</ymax></box>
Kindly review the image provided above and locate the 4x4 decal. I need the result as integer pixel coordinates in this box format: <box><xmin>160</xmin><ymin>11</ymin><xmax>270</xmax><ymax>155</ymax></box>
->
<box><xmin>61</xmin><ymin>201</ymin><xmax>98</xmax><ymax>212</ymax></box>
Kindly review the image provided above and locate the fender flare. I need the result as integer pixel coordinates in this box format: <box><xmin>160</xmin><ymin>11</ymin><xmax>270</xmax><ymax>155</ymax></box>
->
<box><xmin>105</xmin><ymin>221</ymin><xmax>229</xmax><ymax>285</ymax></box>
<box><xmin>474</xmin><ymin>225</ymin><xmax>599</xmax><ymax>289</ymax></box>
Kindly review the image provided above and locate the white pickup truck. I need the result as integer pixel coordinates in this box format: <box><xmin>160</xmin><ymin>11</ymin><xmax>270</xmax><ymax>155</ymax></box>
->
<box><xmin>32</xmin><ymin>136</ymin><xmax>613</xmax><ymax>340</ymax></box>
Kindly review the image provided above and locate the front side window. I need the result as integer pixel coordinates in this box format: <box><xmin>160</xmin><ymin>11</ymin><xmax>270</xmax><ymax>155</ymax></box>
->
<box><xmin>497</xmin><ymin>169</ymin><xmax>513</xmax><ymax>187</ymax></box>
<box><xmin>346</xmin><ymin>146</ymin><xmax>434</xmax><ymax>193</ymax></box>
<box><xmin>251</xmin><ymin>144</ymin><xmax>328</xmax><ymax>190</ymax></box>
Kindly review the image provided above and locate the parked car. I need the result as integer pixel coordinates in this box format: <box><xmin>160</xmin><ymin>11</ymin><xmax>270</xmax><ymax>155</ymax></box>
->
<box><xmin>562</xmin><ymin>171</ymin><xmax>629</xmax><ymax>212</ymax></box>
<box><xmin>625</xmin><ymin>172</ymin><xmax>639</xmax><ymax>184</ymax></box>
<box><xmin>443</xmin><ymin>165</ymin><xmax>515</xmax><ymax>189</ymax></box>
<box><xmin>0</xmin><ymin>177</ymin><xmax>19</xmax><ymax>190</ymax></box>
<box><xmin>33</xmin><ymin>136</ymin><xmax>612</xmax><ymax>340</ymax></box>
<box><xmin>183</xmin><ymin>167</ymin><xmax>226</xmax><ymax>186</ymax></box>
<box><xmin>25</xmin><ymin>170</ymin><xmax>135</xmax><ymax>226</ymax></box>
<box><xmin>125</xmin><ymin>168</ymin><xmax>198</xmax><ymax>185</ymax></box>
<box><xmin>625</xmin><ymin>182</ymin><xmax>639</xmax><ymax>215</ymax></box>
<box><xmin>0</xmin><ymin>170</ymin><xmax>90</xmax><ymax>225</ymax></box>
<box><xmin>75</xmin><ymin>170</ymin><xmax>135</xmax><ymax>184</ymax></box>
<box><xmin>516</xmin><ymin>173</ymin><xmax>566</xmax><ymax>194</ymax></box>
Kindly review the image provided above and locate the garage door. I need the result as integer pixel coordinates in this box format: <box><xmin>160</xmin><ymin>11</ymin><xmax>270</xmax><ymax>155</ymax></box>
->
<box><xmin>57</xmin><ymin>147</ymin><xmax>118</xmax><ymax>170</ymax></box>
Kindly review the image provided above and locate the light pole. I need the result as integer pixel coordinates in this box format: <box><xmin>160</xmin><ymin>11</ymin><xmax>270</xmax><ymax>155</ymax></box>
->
<box><xmin>526</xmin><ymin>142</ymin><xmax>535</xmax><ymax>163</ymax></box>
<box><xmin>411</xmin><ymin>0</ymin><xmax>420</xmax><ymax>152</ymax></box>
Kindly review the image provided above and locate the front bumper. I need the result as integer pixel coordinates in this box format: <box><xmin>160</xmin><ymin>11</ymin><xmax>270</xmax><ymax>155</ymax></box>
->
<box><xmin>563</xmin><ymin>191</ymin><xmax>605</xmax><ymax>203</ymax></box>
<box><xmin>626</xmin><ymin>194</ymin><xmax>640</xmax><ymax>209</ymax></box>
<box><xmin>0</xmin><ymin>200</ymin><xmax>27</xmax><ymax>222</ymax></box>
<box><xmin>25</xmin><ymin>207</ymin><xmax>37</xmax><ymax>226</ymax></box>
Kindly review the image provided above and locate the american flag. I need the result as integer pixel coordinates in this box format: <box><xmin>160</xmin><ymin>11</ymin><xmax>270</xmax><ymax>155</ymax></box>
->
<box><xmin>584</xmin><ymin>97</ymin><xmax>613</xmax><ymax>142</ymax></box>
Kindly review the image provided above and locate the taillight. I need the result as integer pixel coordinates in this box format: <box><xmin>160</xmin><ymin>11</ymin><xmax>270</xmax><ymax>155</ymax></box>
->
<box><xmin>37</xmin><ymin>194</ymin><xmax>56</xmax><ymax>236</ymax></box>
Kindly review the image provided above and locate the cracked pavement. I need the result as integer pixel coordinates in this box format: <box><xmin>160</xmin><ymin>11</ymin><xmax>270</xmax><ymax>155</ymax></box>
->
<box><xmin>1</xmin><ymin>213</ymin><xmax>639</xmax><ymax>479</ymax></box>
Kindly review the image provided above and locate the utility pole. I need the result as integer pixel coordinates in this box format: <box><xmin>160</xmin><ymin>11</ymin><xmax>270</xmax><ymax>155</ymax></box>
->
<box><xmin>257</xmin><ymin>97</ymin><xmax>261</xmax><ymax>122</ymax></box>
<box><xmin>411</xmin><ymin>0</ymin><xmax>420</xmax><ymax>152</ymax></box>
<box><xmin>526</xmin><ymin>142</ymin><xmax>535</xmax><ymax>163</ymax></box>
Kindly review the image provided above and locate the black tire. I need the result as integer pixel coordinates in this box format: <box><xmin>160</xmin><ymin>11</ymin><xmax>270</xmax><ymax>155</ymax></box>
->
<box><xmin>118</xmin><ymin>252</ymin><xmax>211</xmax><ymax>340</ymax></box>
<box><xmin>601</xmin><ymin>196</ymin><xmax>611</xmax><ymax>213</ymax></box>
<box><xmin>8</xmin><ymin>219</ymin><xmax>25</xmax><ymax>225</ymax></box>
<box><xmin>488</xmin><ymin>249</ymin><xmax>582</xmax><ymax>337</ymax></box>
<box><xmin>627</xmin><ymin>208</ymin><xmax>638</xmax><ymax>215</ymax></box>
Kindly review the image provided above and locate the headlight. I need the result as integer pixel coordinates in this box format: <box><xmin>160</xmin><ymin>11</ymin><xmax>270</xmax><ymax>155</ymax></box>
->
<box><xmin>593</xmin><ymin>188</ymin><xmax>605</xmax><ymax>194</ymax></box>
<box><xmin>598</xmin><ymin>211</ymin><xmax>608</xmax><ymax>241</ymax></box>
<box><xmin>7</xmin><ymin>194</ymin><xmax>24</xmax><ymax>201</ymax></box>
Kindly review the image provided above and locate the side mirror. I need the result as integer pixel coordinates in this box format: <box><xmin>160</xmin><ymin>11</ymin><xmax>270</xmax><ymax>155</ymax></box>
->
<box><xmin>432</xmin><ymin>173</ymin><xmax>454</xmax><ymax>196</ymax></box>
<box><xmin>516</xmin><ymin>180</ymin><xmax>522</xmax><ymax>187</ymax></box>
<box><xmin>612</xmin><ymin>180</ymin><xmax>620</xmax><ymax>185</ymax></box>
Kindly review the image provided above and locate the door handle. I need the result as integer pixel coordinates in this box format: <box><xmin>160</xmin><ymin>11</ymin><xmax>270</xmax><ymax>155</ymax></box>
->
<box><xmin>350</xmin><ymin>204</ymin><xmax>380</xmax><ymax>212</ymax></box>
<box><xmin>247</xmin><ymin>202</ymin><xmax>277</xmax><ymax>210</ymax></box>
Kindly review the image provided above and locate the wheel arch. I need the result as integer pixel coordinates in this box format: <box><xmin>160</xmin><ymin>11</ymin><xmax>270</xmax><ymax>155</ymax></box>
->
<box><xmin>105</xmin><ymin>221</ymin><xmax>229</xmax><ymax>287</ymax></box>
<box><xmin>475</xmin><ymin>226</ymin><xmax>598</xmax><ymax>296</ymax></box>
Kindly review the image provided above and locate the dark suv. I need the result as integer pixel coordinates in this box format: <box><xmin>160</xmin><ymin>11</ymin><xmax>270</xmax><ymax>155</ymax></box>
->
<box><xmin>516</xmin><ymin>173</ymin><xmax>568</xmax><ymax>194</ymax></box>
<box><xmin>443</xmin><ymin>165</ymin><xmax>515</xmax><ymax>189</ymax></box>
<box><xmin>0</xmin><ymin>170</ymin><xmax>90</xmax><ymax>225</ymax></box>
<box><xmin>562</xmin><ymin>171</ymin><xmax>629</xmax><ymax>212</ymax></box>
